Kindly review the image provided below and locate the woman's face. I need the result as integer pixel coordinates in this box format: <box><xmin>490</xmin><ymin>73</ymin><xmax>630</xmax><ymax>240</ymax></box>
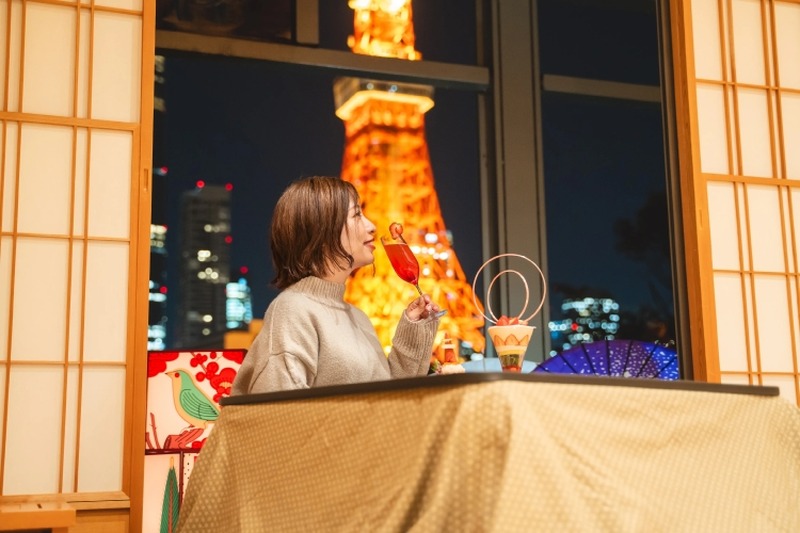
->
<box><xmin>341</xmin><ymin>199</ymin><xmax>377</xmax><ymax>271</ymax></box>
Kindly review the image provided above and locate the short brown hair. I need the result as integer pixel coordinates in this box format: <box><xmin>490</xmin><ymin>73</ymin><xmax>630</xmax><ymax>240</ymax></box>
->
<box><xmin>270</xmin><ymin>176</ymin><xmax>359</xmax><ymax>289</ymax></box>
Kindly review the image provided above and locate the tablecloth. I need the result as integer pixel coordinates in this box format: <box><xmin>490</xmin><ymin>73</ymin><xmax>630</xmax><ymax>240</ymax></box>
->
<box><xmin>176</xmin><ymin>374</ymin><xmax>800</xmax><ymax>532</ymax></box>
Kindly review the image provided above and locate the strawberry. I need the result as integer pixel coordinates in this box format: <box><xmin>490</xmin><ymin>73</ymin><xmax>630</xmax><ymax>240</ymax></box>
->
<box><xmin>496</xmin><ymin>315</ymin><xmax>525</xmax><ymax>326</ymax></box>
<box><xmin>389</xmin><ymin>222</ymin><xmax>403</xmax><ymax>239</ymax></box>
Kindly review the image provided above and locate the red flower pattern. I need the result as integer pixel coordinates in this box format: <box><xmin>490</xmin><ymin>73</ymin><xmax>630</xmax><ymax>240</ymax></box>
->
<box><xmin>188</xmin><ymin>351</ymin><xmax>244</xmax><ymax>403</ymax></box>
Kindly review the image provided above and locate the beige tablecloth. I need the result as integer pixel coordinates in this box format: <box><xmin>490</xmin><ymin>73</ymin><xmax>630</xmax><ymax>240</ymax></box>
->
<box><xmin>176</xmin><ymin>375</ymin><xmax>800</xmax><ymax>532</ymax></box>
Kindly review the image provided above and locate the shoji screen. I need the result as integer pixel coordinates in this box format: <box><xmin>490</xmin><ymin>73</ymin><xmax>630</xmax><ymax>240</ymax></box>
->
<box><xmin>674</xmin><ymin>0</ymin><xmax>800</xmax><ymax>403</ymax></box>
<box><xmin>0</xmin><ymin>0</ymin><xmax>151</xmax><ymax>507</ymax></box>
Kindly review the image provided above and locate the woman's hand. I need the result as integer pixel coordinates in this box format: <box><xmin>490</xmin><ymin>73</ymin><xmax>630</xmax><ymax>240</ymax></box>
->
<box><xmin>405</xmin><ymin>294</ymin><xmax>441</xmax><ymax>322</ymax></box>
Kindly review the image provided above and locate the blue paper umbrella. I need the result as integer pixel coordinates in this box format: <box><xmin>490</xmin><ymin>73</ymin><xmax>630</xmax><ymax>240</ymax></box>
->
<box><xmin>533</xmin><ymin>339</ymin><xmax>679</xmax><ymax>380</ymax></box>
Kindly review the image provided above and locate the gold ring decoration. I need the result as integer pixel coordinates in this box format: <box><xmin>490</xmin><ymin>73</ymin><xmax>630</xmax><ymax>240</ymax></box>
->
<box><xmin>471</xmin><ymin>253</ymin><xmax>547</xmax><ymax>325</ymax></box>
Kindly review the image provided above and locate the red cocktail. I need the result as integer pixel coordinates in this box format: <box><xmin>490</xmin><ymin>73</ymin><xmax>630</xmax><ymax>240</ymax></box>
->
<box><xmin>381</xmin><ymin>222</ymin><xmax>446</xmax><ymax>318</ymax></box>
<box><xmin>383</xmin><ymin>241</ymin><xmax>420</xmax><ymax>287</ymax></box>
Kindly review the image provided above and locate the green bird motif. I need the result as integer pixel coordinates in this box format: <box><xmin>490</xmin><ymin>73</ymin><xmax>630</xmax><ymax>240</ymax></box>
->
<box><xmin>166</xmin><ymin>370</ymin><xmax>220</xmax><ymax>429</ymax></box>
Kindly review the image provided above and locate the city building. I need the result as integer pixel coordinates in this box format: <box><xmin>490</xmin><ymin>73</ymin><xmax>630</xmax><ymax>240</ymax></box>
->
<box><xmin>549</xmin><ymin>297</ymin><xmax>621</xmax><ymax>354</ymax></box>
<box><xmin>148</xmin><ymin>223</ymin><xmax>168</xmax><ymax>350</ymax></box>
<box><xmin>225</xmin><ymin>275</ymin><xmax>253</xmax><ymax>330</ymax></box>
<box><xmin>177</xmin><ymin>184</ymin><xmax>232</xmax><ymax>347</ymax></box>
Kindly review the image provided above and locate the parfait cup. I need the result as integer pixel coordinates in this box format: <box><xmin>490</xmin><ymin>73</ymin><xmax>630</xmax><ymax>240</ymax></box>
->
<box><xmin>487</xmin><ymin>324</ymin><xmax>535</xmax><ymax>372</ymax></box>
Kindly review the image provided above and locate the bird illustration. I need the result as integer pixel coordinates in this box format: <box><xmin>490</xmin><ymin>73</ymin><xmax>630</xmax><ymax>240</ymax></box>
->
<box><xmin>166</xmin><ymin>369</ymin><xmax>220</xmax><ymax>429</ymax></box>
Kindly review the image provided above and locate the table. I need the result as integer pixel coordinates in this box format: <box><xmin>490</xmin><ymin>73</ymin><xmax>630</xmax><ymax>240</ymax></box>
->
<box><xmin>176</xmin><ymin>374</ymin><xmax>800</xmax><ymax>532</ymax></box>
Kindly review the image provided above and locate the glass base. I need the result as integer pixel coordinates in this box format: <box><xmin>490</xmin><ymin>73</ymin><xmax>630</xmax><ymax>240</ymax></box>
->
<box><xmin>499</xmin><ymin>353</ymin><xmax>524</xmax><ymax>373</ymax></box>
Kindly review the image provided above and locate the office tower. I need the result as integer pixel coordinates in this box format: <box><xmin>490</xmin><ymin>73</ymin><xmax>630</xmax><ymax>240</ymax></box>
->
<box><xmin>177</xmin><ymin>184</ymin><xmax>231</xmax><ymax>347</ymax></box>
<box><xmin>149</xmin><ymin>54</ymin><xmax>170</xmax><ymax>349</ymax></box>
<box><xmin>336</xmin><ymin>1</ymin><xmax>485</xmax><ymax>355</ymax></box>
<box><xmin>148</xmin><ymin>224</ymin><xmax>168</xmax><ymax>350</ymax></box>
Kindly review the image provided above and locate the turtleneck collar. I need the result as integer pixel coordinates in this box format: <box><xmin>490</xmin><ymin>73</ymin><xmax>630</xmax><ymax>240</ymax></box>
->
<box><xmin>289</xmin><ymin>276</ymin><xmax>348</xmax><ymax>309</ymax></box>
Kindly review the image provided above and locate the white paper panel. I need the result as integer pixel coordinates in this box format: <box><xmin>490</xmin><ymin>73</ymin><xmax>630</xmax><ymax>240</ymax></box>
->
<box><xmin>747</xmin><ymin>185</ymin><xmax>785</xmax><ymax>272</ymax></box>
<box><xmin>17</xmin><ymin>124</ymin><xmax>73</xmax><ymax>235</ymax></box>
<box><xmin>770</xmin><ymin>91</ymin><xmax>780</xmax><ymax>179</ymax></box>
<box><xmin>3</xmin><ymin>366</ymin><xmax>64</xmax><ymax>494</ymax></box>
<box><xmin>7</xmin><ymin>0</ymin><xmax>22</xmax><ymax>111</ymax></box>
<box><xmin>707</xmin><ymin>182</ymin><xmax>740</xmax><ymax>270</ymax></box>
<box><xmin>77</xmin><ymin>366</ymin><xmax>125</xmax><ymax>492</ymax></box>
<box><xmin>792</xmin><ymin>190</ymin><xmax>800</xmax><ymax>270</ymax></box>
<box><xmin>83</xmin><ymin>241</ymin><xmax>128</xmax><ymax>363</ymax></box>
<box><xmin>0</xmin><ymin>364</ymin><xmax>5</xmax><ymax>464</ymax></box>
<box><xmin>731</xmin><ymin>0</ymin><xmax>765</xmax><ymax>85</ymax></box>
<box><xmin>774</xmin><ymin>2</ymin><xmax>800</xmax><ymax>89</ymax></box>
<box><xmin>87</xmin><ymin>129</ymin><xmax>132</xmax><ymax>238</ymax></box>
<box><xmin>0</xmin><ymin>1</ymin><xmax>7</xmax><ymax>107</ymax></box>
<box><xmin>94</xmin><ymin>0</ymin><xmax>142</xmax><ymax>10</ymax></box>
<box><xmin>781</xmin><ymin>92</ymin><xmax>800</xmax><ymax>180</ymax></box>
<box><xmin>74</xmin><ymin>128</ymin><xmax>88</xmax><ymax>236</ymax></box>
<box><xmin>0</xmin><ymin>237</ymin><xmax>10</xmax><ymax>360</ymax></box>
<box><xmin>736</xmin><ymin>183</ymin><xmax>751</xmax><ymax>270</ymax></box>
<box><xmin>761</xmin><ymin>374</ymin><xmax>798</xmax><ymax>403</ymax></box>
<box><xmin>737</xmin><ymin>88</ymin><xmax>773</xmax><ymax>177</ymax></box>
<box><xmin>696</xmin><ymin>84</ymin><xmax>729</xmax><ymax>174</ymax></box>
<box><xmin>790</xmin><ymin>276</ymin><xmax>800</xmax><ymax>361</ymax></box>
<box><xmin>1</xmin><ymin>123</ymin><xmax>18</xmax><ymax>232</ymax></box>
<box><xmin>91</xmin><ymin>12</ymin><xmax>141</xmax><ymax>122</ymax></box>
<box><xmin>727</xmin><ymin>86</ymin><xmax>740</xmax><ymax>176</ymax></box>
<box><xmin>11</xmin><ymin>238</ymin><xmax>69</xmax><ymax>362</ymax></box>
<box><xmin>720</xmin><ymin>373</ymin><xmax>751</xmax><ymax>385</ymax></box>
<box><xmin>691</xmin><ymin>0</ymin><xmax>723</xmax><ymax>80</ymax></box>
<box><xmin>714</xmin><ymin>272</ymin><xmax>749</xmax><ymax>371</ymax></box>
<box><xmin>62</xmin><ymin>366</ymin><xmax>80</xmax><ymax>490</ymax></box>
<box><xmin>68</xmin><ymin>241</ymin><xmax>84</xmax><ymax>363</ymax></box>
<box><xmin>77</xmin><ymin>8</ymin><xmax>91</xmax><ymax>119</ymax></box>
<box><xmin>744</xmin><ymin>270</ymin><xmax>757</xmax><ymax>361</ymax></box>
<box><xmin>781</xmin><ymin>185</ymin><xmax>795</xmax><ymax>265</ymax></box>
<box><xmin>753</xmin><ymin>274</ymin><xmax>794</xmax><ymax>371</ymax></box>
<box><xmin>22</xmin><ymin>3</ymin><xmax>76</xmax><ymax>116</ymax></box>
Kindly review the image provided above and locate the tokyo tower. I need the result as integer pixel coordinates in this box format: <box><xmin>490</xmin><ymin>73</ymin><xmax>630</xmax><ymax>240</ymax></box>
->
<box><xmin>336</xmin><ymin>0</ymin><xmax>485</xmax><ymax>356</ymax></box>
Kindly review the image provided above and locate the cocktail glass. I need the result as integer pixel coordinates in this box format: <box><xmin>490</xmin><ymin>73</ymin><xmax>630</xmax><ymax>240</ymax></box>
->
<box><xmin>381</xmin><ymin>229</ymin><xmax>446</xmax><ymax>318</ymax></box>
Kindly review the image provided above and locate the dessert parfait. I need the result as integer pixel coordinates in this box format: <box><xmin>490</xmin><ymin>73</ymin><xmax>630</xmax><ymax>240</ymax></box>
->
<box><xmin>472</xmin><ymin>254</ymin><xmax>547</xmax><ymax>373</ymax></box>
<box><xmin>488</xmin><ymin>315</ymin><xmax>535</xmax><ymax>373</ymax></box>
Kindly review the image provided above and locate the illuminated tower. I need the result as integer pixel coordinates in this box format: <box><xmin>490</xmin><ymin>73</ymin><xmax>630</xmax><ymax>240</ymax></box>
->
<box><xmin>337</xmin><ymin>0</ymin><xmax>485</xmax><ymax>354</ymax></box>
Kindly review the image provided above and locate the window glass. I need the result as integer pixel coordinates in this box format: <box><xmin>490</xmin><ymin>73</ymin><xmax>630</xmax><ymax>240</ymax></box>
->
<box><xmin>152</xmin><ymin>52</ymin><xmax>481</xmax><ymax>348</ymax></box>
<box><xmin>538</xmin><ymin>0</ymin><xmax>660</xmax><ymax>85</ymax></box>
<box><xmin>537</xmin><ymin>0</ymin><xmax>675</xmax><ymax>356</ymax></box>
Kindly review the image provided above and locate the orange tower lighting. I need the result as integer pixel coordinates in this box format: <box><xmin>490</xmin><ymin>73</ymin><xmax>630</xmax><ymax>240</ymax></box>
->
<box><xmin>337</xmin><ymin>0</ymin><xmax>486</xmax><ymax>357</ymax></box>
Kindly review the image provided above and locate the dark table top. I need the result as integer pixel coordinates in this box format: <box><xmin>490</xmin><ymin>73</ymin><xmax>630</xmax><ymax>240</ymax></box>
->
<box><xmin>222</xmin><ymin>371</ymin><xmax>780</xmax><ymax>406</ymax></box>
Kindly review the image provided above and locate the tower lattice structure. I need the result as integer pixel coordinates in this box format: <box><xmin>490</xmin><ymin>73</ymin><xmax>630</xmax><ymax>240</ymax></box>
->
<box><xmin>336</xmin><ymin>0</ymin><xmax>485</xmax><ymax>356</ymax></box>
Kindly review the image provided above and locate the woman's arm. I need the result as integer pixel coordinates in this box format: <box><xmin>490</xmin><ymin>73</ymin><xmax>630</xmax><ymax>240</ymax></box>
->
<box><xmin>387</xmin><ymin>311</ymin><xmax>439</xmax><ymax>378</ymax></box>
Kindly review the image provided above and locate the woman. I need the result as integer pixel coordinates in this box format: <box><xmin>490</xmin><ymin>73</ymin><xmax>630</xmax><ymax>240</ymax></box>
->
<box><xmin>231</xmin><ymin>176</ymin><xmax>441</xmax><ymax>394</ymax></box>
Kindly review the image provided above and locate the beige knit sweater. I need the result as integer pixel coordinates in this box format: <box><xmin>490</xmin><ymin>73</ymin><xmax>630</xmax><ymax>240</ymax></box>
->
<box><xmin>231</xmin><ymin>276</ymin><xmax>439</xmax><ymax>395</ymax></box>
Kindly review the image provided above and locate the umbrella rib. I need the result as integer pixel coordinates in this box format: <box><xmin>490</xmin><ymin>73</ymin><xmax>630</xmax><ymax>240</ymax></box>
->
<box><xmin>621</xmin><ymin>340</ymin><xmax>634</xmax><ymax>377</ymax></box>
<box><xmin>582</xmin><ymin>343</ymin><xmax>597</xmax><ymax>375</ymax></box>
<box><xmin>635</xmin><ymin>342</ymin><xmax>659</xmax><ymax>377</ymax></box>
<box><xmin>559</xmin><ymin>351</ymin><xmax>582</xmax><ymax>374</ymax></box>
<box><xmin>655</xmin><ymin>353</ymin><xmax>679</xmax><ymax>379</ymax></box>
